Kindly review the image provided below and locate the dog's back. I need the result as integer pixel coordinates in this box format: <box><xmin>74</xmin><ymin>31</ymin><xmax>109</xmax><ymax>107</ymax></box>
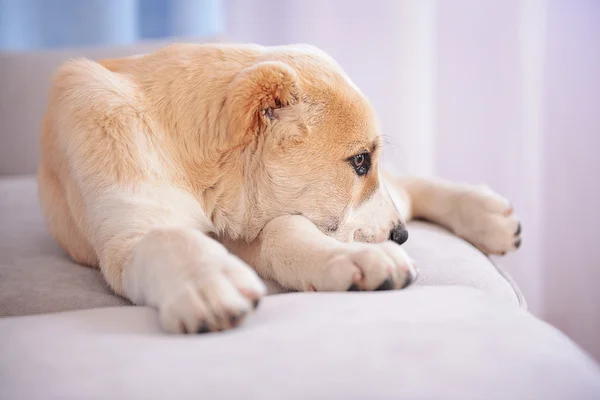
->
<box><xmin>39</xmin><ymin>44</ymin><xmax>256</xmax><ymax>266</ymax></box>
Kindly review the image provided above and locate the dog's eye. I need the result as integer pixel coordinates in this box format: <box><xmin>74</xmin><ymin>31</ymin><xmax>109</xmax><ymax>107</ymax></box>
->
<box><xmin>349</xmin><ymin>153</ymin><xmax>370</xmax><ymax>176</ymax></box>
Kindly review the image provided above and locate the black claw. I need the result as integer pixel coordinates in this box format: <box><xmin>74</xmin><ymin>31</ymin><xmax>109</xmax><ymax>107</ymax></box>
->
<box><xmin>376</xmin><ymin>277</ymin><xmax>395</xmax><ymax>291</ymax></box>
<box><xmin>230</xmin><ymin>310</ymin><xmax>248</xmax><ymax>326</ymax></box>
<box><xmin>515</xmin><ymin>237</ymin><xmax>522</xmax><ymax>249</ymax></box>
<box><xmin>252</xmin><ymin>298</ymin><xmax>261</xmax><ymax>309</ymax></box>
<box><xmin>197</xmin><ymin>323</ymin><xmax>210</xmax><ymax>334</ymax></box>
<box><xmin>515</xmin><ymin>222</ymin><xmax>522</xmax><ymax>236</ymax></box>
<box><xmin>401</xmin><ymin>269</ymin><xmax>418</xmax><ymax>289</ymax></box>
<box><xmin>347</xmin><ymin>283</ymin><xmax>361</xmax><ymax>292</ymax></box>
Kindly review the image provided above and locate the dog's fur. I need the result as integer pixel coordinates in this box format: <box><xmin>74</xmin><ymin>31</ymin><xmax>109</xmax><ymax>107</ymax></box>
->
<box><xmin>38</xmin><ymin>43</ymin><xmax>521</xmax><ymax>334</ymax></box>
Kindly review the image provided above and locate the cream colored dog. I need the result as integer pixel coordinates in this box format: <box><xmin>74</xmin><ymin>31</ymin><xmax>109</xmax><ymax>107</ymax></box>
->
<box><xmin>38</xmin><ymin>43</ymin><xmax>521</xmax><ymax>334</ymax></box>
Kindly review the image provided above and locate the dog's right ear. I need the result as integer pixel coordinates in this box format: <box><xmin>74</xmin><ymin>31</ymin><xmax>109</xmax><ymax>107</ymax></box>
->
<box><xmin>226</xmin><ymin>61</ymin><xmax>301</xmax><ymax>143</ymax></box>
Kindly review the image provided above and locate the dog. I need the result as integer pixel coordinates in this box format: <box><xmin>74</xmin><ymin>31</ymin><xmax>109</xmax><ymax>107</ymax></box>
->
<box><xmin>38</xmin><ymin>43</ymin><xmax>522</xmax><ymax>334</ymax></box>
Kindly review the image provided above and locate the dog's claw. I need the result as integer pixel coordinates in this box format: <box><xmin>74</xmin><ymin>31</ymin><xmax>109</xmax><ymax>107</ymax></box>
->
<box><xmin>347</xmin><ymin>283</ymin><xmax>360</xmax><ymax>291</ymax></box>
<box><xmin>197</xmin><ymin>323</ymin><xmax>210</xmax><ymax>334</ymax></box>
<box><xmin>252</xmin><ymin>298</ymin><xmax>261</xmax><ymax>309</ymax></box>
<box><xmin>401</xmin><ymin>267</ymin><xmax>418</xmax><ymax>289</ymax></box>
<box><xmin>514</xmin><ymin>237</ymin><xmax>522</xmax><ymax>249</ymax></box>
<box><xmin>229</xmin><ymin>311</ymin><xmax>246</xmax><ymax>327</ymax></box>
<box><xmin>515</xmin><ymin>222</ymin><xmax>522</xmax><ymax>236</ymax></box>
<box><xmin>375</xmin><ymin>277</ymin><xmax>394</xmax><ymax>291</ymax></box>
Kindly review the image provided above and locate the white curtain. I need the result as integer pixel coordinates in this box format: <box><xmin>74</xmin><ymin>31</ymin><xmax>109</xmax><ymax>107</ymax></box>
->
<box><xmin>224</xmin><ymin>0</ymin><xmax>600</xmax><ymax>360</ymax></box>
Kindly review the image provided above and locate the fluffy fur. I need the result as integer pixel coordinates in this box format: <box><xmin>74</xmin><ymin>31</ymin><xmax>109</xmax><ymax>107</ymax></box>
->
<box><xmin>38</xmin><ymin>43</ymin><xmax>521</xmax><ymax>334</ymax></box>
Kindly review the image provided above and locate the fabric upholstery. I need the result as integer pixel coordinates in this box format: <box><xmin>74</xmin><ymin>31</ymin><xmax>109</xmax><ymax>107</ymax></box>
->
<box><xmin>1</xmin><ymin>289</ymin><xmax>599</xmax><ymax>399</ymax></box>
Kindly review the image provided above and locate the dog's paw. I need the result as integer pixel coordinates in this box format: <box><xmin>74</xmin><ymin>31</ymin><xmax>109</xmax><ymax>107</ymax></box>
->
<box><xmin>450</xmin><ymin>185</ymin><xmax>522</xmax><ymax>255</ymax></box>
<box><xmin>310</xmin><ymin>242</ymin><xmax>418</xmax><ymax>292</ymax></box>
<box><xmin>159</xmin><ymin>253</ymin><xmax>266</xmax><ymax>334</ymax></box>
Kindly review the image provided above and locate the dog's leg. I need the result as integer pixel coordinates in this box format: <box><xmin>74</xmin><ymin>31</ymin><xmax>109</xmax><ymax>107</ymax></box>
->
<box><xmin>86</xmin><ymin>187</ymin><xmax>265</xmax><ymax>334</ymax></box>
<box><xmin>383</xmin><ymin>172</ymin><xmax>522</xmax><ymax>255</ymax></box>
<box><xmin>44</xmin><ymin>58</ymin><xmax>265</xmax><ymax>334</ymax></box>
<box><xmin>223</xmin><ymin>215</ymin><xmax>418</xmax><ymax>292</ymax></box>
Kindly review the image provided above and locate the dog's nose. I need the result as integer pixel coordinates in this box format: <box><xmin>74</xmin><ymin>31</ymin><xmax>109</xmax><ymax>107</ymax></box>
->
<box><xmin>389</xmin><ymin>225</ymin><xmax>409</xmax><ymax>245</ymax></box>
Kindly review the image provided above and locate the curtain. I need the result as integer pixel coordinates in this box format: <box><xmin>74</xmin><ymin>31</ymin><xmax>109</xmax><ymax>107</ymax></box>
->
<box><xmin>0</xmin><ymin>0</ymin><xmax>222</xmax><ymax>51</ymax></box>
<box><xmin>224</xmin><ymin>0</ymin><xmax>600</xmax><ymax>360</ymax></box>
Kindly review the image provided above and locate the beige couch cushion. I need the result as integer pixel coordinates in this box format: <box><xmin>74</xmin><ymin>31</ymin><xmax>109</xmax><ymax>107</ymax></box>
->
<box><xmin>0</xmin><ymin>176</ymin><xmax>522</xmax><ymax>317</ymax></box>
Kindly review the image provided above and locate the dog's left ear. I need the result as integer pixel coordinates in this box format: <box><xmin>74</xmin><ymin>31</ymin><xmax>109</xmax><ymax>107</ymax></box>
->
<box><xmin>227</xmin><ymin>61</ymin><xmax>302</xmax><ymax>142</ymax></box>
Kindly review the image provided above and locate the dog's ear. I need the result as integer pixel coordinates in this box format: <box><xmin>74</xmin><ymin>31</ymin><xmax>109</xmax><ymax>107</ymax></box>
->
<box><xmin>227</xmin><ymin>61</ymin><xmax>302</xmax><ymax>142</ymax></box>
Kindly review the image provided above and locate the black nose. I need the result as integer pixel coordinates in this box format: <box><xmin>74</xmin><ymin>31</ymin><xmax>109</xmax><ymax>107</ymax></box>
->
<box><xmin>389</xmin><ymin>225</ymin><xmax>409</xmax><ymax>245</ymax></box>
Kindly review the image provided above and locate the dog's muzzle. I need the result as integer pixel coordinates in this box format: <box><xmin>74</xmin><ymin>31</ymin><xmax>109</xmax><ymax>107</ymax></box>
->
<box><xmin>389</xmin><ymin>224</ymin><xmax>409</xmax><ymax>245</ymax></box>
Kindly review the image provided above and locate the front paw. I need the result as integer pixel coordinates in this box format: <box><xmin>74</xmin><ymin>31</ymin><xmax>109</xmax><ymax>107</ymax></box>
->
<box><xmin>159</xmin><ymin>253</ymin><xmax>266</xmax><ymax>334</ymax></box>
<box><xmin>311</xmin><ymin>242</ymin><xmax>418</xmax><ymax>292</ymax></box>
<box><xmin>451</xmin><ymin>185</ymin><xmax>522</xmax><ymax>255</ymax></box>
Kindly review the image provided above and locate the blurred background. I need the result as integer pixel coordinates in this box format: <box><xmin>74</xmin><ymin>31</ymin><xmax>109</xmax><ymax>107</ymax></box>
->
<box><xmin>1</xmin><ymin>0</ymin><xmax>598</xmax><ymax>360</ymax></box>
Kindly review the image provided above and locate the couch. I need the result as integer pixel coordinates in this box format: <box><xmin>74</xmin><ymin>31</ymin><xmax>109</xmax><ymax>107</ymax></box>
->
<box><xmin>1</xmin><ymin>40</ymin><xmax>599</xmax><ymax>399</ymax></box>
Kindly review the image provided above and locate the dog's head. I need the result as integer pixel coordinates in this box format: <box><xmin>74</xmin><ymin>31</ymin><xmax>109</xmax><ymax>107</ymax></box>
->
<box><xmin>226</xmin><ymin>46</ymin><xmax>407</xmax><ymax>245</ymax></box>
